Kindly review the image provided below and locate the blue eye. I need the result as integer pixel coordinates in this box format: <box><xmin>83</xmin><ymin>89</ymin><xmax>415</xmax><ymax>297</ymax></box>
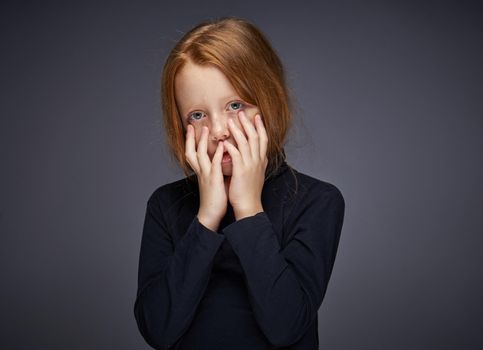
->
<box><xmin>188</xmin><ymin>111</ymin><xmax>205</xmax><ymax>122</ymax></box>
<box><xmin>229</xmin><ymin>102</ymin><xmax>243</xmax><ymax>111</ymax></box>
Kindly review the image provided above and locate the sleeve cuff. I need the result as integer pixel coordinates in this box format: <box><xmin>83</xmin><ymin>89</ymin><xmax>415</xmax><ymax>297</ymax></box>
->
<box><xmin>221</xmin><ymin>211</ymin><xmax>277</xmax><ymax>250</ymax></box>
<box><xmin>185</xmin><ymin>215</ymin><xmax>225</xmax><ymax>251</ymax></box>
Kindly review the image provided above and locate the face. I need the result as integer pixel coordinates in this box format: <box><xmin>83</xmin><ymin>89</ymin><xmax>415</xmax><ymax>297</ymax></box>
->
<box><xmin>174</xmin><ymin>61</ymin><xmax>261</xmax><ymax>176</ymax></box>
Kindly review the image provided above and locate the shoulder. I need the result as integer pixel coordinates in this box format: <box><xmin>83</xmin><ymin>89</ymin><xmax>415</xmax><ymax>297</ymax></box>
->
<box><xmin>274</xmin><ymin>166</ymin><xmax>345</xmax><ymax>244</ymax></box>
<box><xmin>278</xmin><ymin>167</ymin><xmax>345</xmax><ymax>238</ymax></box>
<box><xmin>299</xmin><ymin>171</ymin><xmax>343</xmax><ymax>199</ymax></box>
<box><xmin>285</xmin><ymin>165</ymin><xmax>344</xmax><ymax>200</ymax></box>
<box><xmin>147</xmin><ymin>175</ymin><xmax>197</xmax><ymax>211</ymax></box>
<box><xmin>286</xmin><ymin>166</ymin><xmax>345</xmax><ymax>211</ymax></box>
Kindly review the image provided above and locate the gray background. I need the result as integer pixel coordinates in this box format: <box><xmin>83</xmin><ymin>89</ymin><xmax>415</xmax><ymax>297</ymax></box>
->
<box><xmin>1</xmin><ymin>0</ymin><xmax>482</xmax><ymax>349</ymax></box>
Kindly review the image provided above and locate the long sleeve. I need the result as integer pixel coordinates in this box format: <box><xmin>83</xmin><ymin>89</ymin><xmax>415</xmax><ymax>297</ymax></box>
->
<box><xmin>134</xmin><ymin>194</ymin><xmax>225</xmax><ymax>350</ymax></box>
<box><xmin>222</xmin><ymin>185</ymin><xmax>345</xmax><ymax>347</ymax></box>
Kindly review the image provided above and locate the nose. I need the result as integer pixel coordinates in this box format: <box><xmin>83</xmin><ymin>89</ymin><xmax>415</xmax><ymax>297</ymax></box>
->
<box><xmin>210</xmin><ymin>114</ymin><xmax>230</xmax><ymax>141</ymax></box>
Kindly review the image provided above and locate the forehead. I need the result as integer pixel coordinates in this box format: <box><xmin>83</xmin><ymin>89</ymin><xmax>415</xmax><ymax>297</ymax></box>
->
<box><xmin>174</xmin><ymin>62</ymin><xmax>238</xmax><ymax>105</ymax></box>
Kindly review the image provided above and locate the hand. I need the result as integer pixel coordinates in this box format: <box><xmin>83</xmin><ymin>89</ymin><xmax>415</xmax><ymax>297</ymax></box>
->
<box><xmin>223</xmin><ymin>110</ymin><xmax>268</xmax><ymax>220</ymax></box>
<box><xmin>185</xmin><ymin>124</ymin><xmax>227</xmax><ymax>231</ymax></box>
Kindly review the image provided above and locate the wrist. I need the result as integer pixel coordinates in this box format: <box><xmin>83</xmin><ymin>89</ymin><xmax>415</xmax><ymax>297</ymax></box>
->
<box><xmin>233</xmin><ymin>202</ymin><xmax>264</xmax><ymax>221</ymax></box>
<box><xmin>197</xmin><ymin>212</ymin><xmax>221</xmax><ymax>232</ymax></box>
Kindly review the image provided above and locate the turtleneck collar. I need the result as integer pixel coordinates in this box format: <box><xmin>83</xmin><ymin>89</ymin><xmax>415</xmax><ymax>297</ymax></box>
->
<box><xmin>264</xmin><ymin>160</ymin><xmax>290</xmax><ymax>183</ymax></box>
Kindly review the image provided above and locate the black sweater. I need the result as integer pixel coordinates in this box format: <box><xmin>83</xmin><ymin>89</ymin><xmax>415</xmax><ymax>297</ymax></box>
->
<box><xmin>134</xmin><ymin>161</ymin><xmax>345</xmax><ymax>349</ymax></box>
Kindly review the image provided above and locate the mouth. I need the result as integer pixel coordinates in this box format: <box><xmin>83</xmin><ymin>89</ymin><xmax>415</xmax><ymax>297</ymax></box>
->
<box><xmin>222</xmin><ymin>151</ymin><xmax>232</xmax><ymax>164</ymax></box>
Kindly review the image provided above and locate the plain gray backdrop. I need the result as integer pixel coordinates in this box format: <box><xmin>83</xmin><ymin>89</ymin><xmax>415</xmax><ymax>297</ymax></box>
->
<box><xmin>1</xmin><ymin>0</ymin><xmax>482</xmax><ymax>349</ymax></box>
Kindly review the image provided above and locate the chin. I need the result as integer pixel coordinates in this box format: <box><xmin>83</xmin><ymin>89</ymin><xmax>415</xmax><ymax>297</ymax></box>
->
<box><xmin>222</xmin><ymin>163</ymin><xmax>232</xmax><ymax>177</ymax></box>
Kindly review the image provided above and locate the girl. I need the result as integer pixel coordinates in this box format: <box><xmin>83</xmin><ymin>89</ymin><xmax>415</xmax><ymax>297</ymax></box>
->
<box><xmin>134</xmin><ymin>17</ymin><xmax>345</xmax><ymax>350</ymax></box>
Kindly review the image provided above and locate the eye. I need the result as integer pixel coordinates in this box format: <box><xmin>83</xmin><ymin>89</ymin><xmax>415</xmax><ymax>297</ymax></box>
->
<box><xmin>188</xmin><ymin>111</ymin><xmax>205</xmax><ymax>122</ymax></box>
<box><xmin>228</xmin><ymin>101</ymin><xmax>244</xmax><ymax>111</ymax></box>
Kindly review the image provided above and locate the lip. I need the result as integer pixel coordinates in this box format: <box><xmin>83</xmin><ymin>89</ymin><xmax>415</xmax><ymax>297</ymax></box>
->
<box><xmin>222</xmin><ymin>152</ymin><xmax>232</xmax><ymax>164</ymax></box>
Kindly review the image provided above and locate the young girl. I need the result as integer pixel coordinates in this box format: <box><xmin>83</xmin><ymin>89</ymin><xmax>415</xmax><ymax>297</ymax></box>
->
<box><xmin>134</xmin><ymin>17</ymin><xmax>345</xmax><ymax>350</ymax></box>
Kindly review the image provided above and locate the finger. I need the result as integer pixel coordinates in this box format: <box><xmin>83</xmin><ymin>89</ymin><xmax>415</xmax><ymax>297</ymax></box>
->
<box><xmin>227</xmin><ymin>117</ymin><xmax>250</xmax><ymax>165</ymax></box>
<box><xmin>255</xmin><ymin>114</ymin><xmax>268</xmax><ymax>160</ymax></box>
<box><xmin>223</xmin><ymin>140</ymin><xmax>241</xmax><ymax>172</ymax></box>
<box><xmin>197</xmin><ymin>126</ymin><xmax>211</xmax><ymax>174</ymax></box>
<box><xmin>212</xmin><ymin>140</ymin><xmax>224</xmax><ymax>177</ymax></box>
<box><xmin>185</xmin><ymin>124</ymin><xmax>200</xmax><ymax>173</ymax></box>
<box><xmin>238</xmin><ymin>110</ymin><xmax>259</xmax><ymax>161</ymax></box>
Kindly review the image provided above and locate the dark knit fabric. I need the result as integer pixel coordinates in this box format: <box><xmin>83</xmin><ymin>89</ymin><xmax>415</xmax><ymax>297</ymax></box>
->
<box><xmin>134</xmin><ymin>161</ymin><xmax>345</xmax><ymax>349</ymax></box>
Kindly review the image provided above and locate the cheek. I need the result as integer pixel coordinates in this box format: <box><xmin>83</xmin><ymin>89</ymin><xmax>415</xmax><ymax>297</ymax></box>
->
<box><xmin>191</xmin><ymin>121</ymin><xmax>210</xmax><ymax>143</ymax></box>
<box><xmin>242</xmin><ymin>115</ymin><xmax>257</xmax><ymax>131</ymax></box>
<box><xmin>244</xmin><ymin>108</ymin><xmax>260</xmax><ymax>126</ymax></box>
<box><xmin>193</xmin><ymin>129</ymin><xmax>200</xmax><ymax>145</ymax></box>
<box><xmin>193</xmin><ymin>125</ymin><xmax>204</xmax><ymax>145</ymax></box>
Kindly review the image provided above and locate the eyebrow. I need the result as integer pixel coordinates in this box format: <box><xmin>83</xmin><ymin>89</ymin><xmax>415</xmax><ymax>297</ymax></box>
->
<box><xmin>220</xmin><ymin>95</ymin><xmax>240</xmax><ymax>102</ymax></box>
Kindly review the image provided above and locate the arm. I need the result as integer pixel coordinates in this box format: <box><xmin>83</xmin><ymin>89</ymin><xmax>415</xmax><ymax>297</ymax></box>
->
<box><xmin>134</xmin><ymin>193</ymin><xmax>225</xmax><ymax>349</ymax></box>
<box><xmin>222</xmin><ymin>186</ymin><xmax>345</xmax><ymax>347</ymax></box>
